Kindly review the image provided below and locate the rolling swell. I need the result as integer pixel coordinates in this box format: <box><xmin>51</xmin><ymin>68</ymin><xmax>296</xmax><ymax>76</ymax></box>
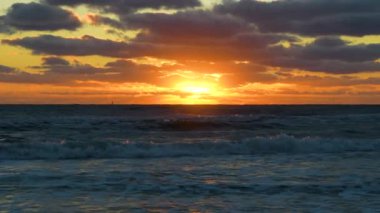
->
<box><xmin>1</xmin><ymin>135</ymin><xmax>379</xmax><ymax>160</ymax></box>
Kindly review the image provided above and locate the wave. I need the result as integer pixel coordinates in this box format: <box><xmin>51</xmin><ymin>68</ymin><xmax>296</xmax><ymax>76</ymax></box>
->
<box><xmin>1</xmin><ymin>135</ymin><xmax>379</xmax><ymax>160</ymax></box>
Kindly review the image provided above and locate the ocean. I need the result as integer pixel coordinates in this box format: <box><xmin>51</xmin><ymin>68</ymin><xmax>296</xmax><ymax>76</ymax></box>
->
<box><xmin>0</xmin><ymin>105</ymin><xmax>379</xmax><ymax>212</ymax></box>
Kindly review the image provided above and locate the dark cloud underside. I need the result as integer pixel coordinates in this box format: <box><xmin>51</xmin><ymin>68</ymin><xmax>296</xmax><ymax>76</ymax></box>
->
<box><xmin>216</xmin><ymin>0</ymin><xmax>380</xmax><ymax>36</ymax></box>
<box><xmin>43</xmin><ymin>0</ymin><xmax>201</xmax><ymax>14</ymax></box>
<box><xmin>4</xmin><ymin>2</ymin><xmax>81</xmax><ymax>31</ymax></box>
<box><xmin>0</xmin><ymin>64</ymin><xmax>17</xmax><ymax>73</ymax></box>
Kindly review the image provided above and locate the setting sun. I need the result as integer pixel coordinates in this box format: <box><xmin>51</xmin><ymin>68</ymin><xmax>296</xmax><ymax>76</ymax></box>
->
<box><xmin>180</xmin><ymin>84</ymin><xmax>211</xmax><ymax>95</ymax></box>
<box><xmin>173</xmin><ymin>82</ymin><xmax>220</xmax><ymax>104</ymax></box>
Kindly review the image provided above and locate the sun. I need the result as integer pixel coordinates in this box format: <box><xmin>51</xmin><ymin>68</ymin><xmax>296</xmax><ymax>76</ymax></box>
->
<box><xmin>177</xmin><ymin>82</ymin><xmax>214</xmax><ymax>94</ymax></box>
<box><xmin>182</xmin><ymin>85</ymin><xmax>210</xmax><ymax>94</ymax></box>
<box><xmin>174</xmin><ymin>82</ymin><xmax>219</xmax><ymax>104</ymax></box>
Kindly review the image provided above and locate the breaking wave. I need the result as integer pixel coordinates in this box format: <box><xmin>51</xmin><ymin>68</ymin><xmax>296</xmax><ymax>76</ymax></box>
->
<box><xmin>1</xmin><ymin>135</ymin><xmax>379</xmax><ymax>160</ymax></box>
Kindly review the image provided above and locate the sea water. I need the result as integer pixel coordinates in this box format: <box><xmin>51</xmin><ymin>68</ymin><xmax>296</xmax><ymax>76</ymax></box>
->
<box><xmin>0</xmin><ymin>105</ymin><xmax>379</xmax><ymax>211</ymax></box>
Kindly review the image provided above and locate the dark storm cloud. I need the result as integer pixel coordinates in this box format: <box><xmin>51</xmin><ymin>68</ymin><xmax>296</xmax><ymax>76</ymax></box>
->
<box><xmin>216</xmin><ymin>0</ymin><xmax>380</xmax><ymax>36</ymax></box>
<box><xmin>43</xmin><ymin>0</ymin><xmax>201</xmax><ymax>14</ymax></box>
<box><xmin>3</xmin><ymin>2</ymin><xmax>81</xmax><ymax>31</ymax></box>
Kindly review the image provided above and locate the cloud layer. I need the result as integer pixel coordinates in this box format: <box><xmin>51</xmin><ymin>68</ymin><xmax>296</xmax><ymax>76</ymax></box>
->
<box><xmin>0</xmin><ymin>0</ymin><xmax>379</xmax><ymax>103</ymax></box>
<box><xmin>3</xmin><ymin>2</ymin><xmax>81</xmax><ymax>31</ymax></box>
<box><xmin>43</xmin><ymin>0</ymin><xmax>201</xmax><ymax>14</ymax></box>
<box><xmin>216</xmin><ymin>0</ymin><xmax>380</xmax><ymax>36</ymax></box>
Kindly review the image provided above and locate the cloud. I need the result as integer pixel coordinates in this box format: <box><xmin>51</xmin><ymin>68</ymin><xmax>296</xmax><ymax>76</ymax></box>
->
<box><xmin>0</xmin><ymin>57</ymin><xmax>167</xmax><ymax>85</ymax></box>
<box><xmin>3</xmin><ymin>35</ymin><xmax>138</xmax><ymax>58</ymax></box>
<box><xmin>0</xmin><ymin>17</ymin><xmax>14</xmax><ymax>34</ymax></box>
<box><xmin>43</xmin><ymin>0</ymin><xmax>201</xmax><ymax>14</ymax></box>
<box><xmin>216</xmin><ymin>0</ymin><xmax>380</xmax><ymax>36</ymax></box>
<box><xmin>2</xmin><ymin>21</ymin><xmax>294</xmax><ymax>62</ymax></box>
<box><xmin>4</xmin><ymin>33</ymin><xmax>380</xmax><ymax>74</ymax></box>
<box><xmin>88</xmin><ymin>15</ymin><xmax>125</xmax><ymax>29</ymax></box>
<box><xmin>91</xmin><ymin>10</ymin><xmax>295</xmax><ymax>46</ymax></box>
<box><xmin>33</xmin><ymin>57</ymin><xmax>106</xmax><ymax>75</ymax></box>
<box><xmin>116</xmin><ymin>11</ymin><xmax>295</xmax><ymax>60</ymax></box>
<box><xmin>0</xmin><ymin>64</ymin><xmax>18</xmax><ymax>73</ymax></box>
<box><xmin>265</xmin><ymin>57</ymin><xmax>380</xmax><ymax>74</ymax></box>
<box><xmin>295</xmin><ymin>37</ymin><xmax>380</xmax><ymax>62</ymax></box>
<box><xmin>123</xmin><ymin>11</ymin><xmax>251</xmax><ymax>40</ymax></box>
<box><xmin>4</xmin><ymin>2</ymin><xmax>81</xmax><ymax>31</ymax></box>
<box><xmin>0</xmin><ymin>34</ymin><xmax>242</xmax><ymax>61</ymax></box>
<box><xmin>278</xmin><ymin>73</ymin><xmax>380</xmax><ymax>87</ymax></box>
<box><xmin>2</xmin><ymin>3</ymin><xmax>379</xmax><ymax>75</ymax></box>
<box><xmin>42</xmin><ymin>57</ymin><xmax>70</xmax><ymax>66</ymax></box>
<box><xmin>122</xmin><ymin>11</ymin><xmax>292</xmax><ymax>52</ymax></box>
<box><xmin>259</xmin><ymin>37</ymin><xmax>380</xmax><ymax>74</ymax></box>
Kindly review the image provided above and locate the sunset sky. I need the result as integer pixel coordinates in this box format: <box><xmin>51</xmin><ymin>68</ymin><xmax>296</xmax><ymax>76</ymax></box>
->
<box><xmin>0</xmin><ymin>0</ymin><xmax>380</xmax><ymax>104</ymax></box>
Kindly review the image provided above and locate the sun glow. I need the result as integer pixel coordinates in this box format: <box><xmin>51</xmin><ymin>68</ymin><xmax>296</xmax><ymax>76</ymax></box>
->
<box><xmin>182</xmin><ymin>85</ymin><xmax>210</xmax><ymax>94</ymax></box>
<box><xmin>177</xmin><ymin>82</ymin><xmax>215</xmax><ymax>94</ymax></box>
<box><xmin>174</xmin><ymin>82</ymin><xmax>220</xmax><ymax>104</ymax></box>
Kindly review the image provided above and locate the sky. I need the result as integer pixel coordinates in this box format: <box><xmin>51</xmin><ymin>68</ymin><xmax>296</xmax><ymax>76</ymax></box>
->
<box><xmin>0</xmin><ymin>0</ymin><xmax>380</xmax><ymax>104</ymax></box>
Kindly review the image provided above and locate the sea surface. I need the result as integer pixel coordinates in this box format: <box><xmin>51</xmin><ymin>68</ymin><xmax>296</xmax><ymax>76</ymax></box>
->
<box><xmin>0</xmin><ymin>105</ymin><xmax>379</xmax><ymax>212</ymax></box>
